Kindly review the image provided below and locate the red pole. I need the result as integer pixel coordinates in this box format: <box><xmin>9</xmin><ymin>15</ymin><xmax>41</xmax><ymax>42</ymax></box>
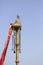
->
<box><xmin>0</xmin><ymin>24</ymin><xmax>12</xmax><ymax>65</ymax></box>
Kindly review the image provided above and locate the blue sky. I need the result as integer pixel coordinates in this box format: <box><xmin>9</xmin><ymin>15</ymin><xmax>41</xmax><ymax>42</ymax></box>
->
<box><xmin>0</xmin><ymin>0</ymin><xmax>43</xmax><ymax>65</ymax></box>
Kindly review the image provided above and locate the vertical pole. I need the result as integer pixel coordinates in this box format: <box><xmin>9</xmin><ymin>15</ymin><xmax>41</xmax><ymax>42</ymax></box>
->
<box><xmin>15</xmin><ymin>30</ymin><xmax>19</xmax><ymax>65</ymax></box>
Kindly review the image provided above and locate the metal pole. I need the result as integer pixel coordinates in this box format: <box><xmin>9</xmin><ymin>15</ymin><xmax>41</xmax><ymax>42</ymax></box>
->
<box><xmin>15</xmin><ymin>30</ymin><xmax>19</xmax><ymax>65</ymax></box>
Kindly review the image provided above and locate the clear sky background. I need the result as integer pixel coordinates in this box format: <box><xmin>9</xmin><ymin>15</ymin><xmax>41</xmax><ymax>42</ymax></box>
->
<box><xmin>0</xmin><ymin>0</ymin><xmax>43</xmax><ymax>65</ymax></box>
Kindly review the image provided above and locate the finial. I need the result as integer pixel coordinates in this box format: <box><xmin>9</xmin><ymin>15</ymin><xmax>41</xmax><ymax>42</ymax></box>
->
<box><xmin>17</xmin><ymin>15</ymin><xmax>20</xmax><ymax>19</ymax></box>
